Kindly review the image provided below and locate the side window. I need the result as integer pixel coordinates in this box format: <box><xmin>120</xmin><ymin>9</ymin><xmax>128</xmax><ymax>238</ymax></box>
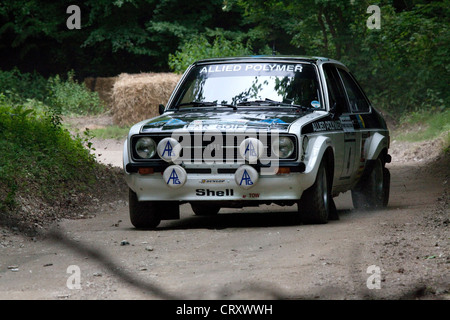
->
<box><xmin>322</xmin><ymin>64</ymin><xmax>350</xmax><ymax>114</ymax></box>
<box><xmin>337</xmin><ymin>68</ymin><xmax>370</xmax><ymax>113</ymax></box>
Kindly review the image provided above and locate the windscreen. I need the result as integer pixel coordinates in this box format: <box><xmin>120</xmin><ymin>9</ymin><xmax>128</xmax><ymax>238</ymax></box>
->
<box><xmin>171</xmin><ymin>62</ymin><xmax>323</xmax><ymax>110</ymax></box>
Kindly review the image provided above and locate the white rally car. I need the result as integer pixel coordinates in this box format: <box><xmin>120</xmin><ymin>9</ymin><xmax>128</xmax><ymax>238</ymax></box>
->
<box><xmin>123</xmin><ymin>56</ymin><xmax>391</xmax><ymax>229</ymax></box>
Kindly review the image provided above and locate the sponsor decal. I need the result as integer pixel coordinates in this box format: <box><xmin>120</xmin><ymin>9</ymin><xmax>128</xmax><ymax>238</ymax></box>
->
<box><xmin>157</xmin><ymin>137</ymin><xmax>181</xmax><ymax>162</ymax></box>
<box><xmin>195</xmin><ymin>189</ymin><xmax>234</xmax><ymax>196</ymax></box>
<box><xmin>163</xmin><ymin>165</ymin><xmax>187</xmax><ymax>188</ymax></box>
<box><xmin>357</xmin><ymin>114</ymin><xmax>366</xmax><ymax>128</ymax></box>
<box><xmin>235</xmin><ymin>165</ymin><xmax>259</xmax><ymax>189</ymax></box>
<box><xmin>199</xmin><ymin>179</ymin><xmax>226</xmax><ymax>184</ymax></box>
<box><xmin>239</xmin><ymin>170</ymin><xmax>253</xmax><ymax>186</ymax></box>
<box><xmin>311</xmin><ymin>120</ymin><xmax>342</xmax><ymax>132</ymax></box>
<box><xmin>187</xmin><ymin>120</ymin><xmax>248</xmax><ymax>130</ymax></box>
<box><xmin>252</xmin><ymin>118</ymin><xmax>288</xmax><ymax>126</ymax></box>
<box><xmin>340</xmin><ymin>115</ymin><xmax>355</xmax><ymax>132</ymax></box>
<box><xmin>245</xmin><ymin>141</ymin><xmax>257</xmax><ymax>157</ymax></box>
<box><xmin>216</xmin><ymin>123</ymin><xmax>246</xmax><ymax>130</ymax></box>
<box><xmin>162</xmin><ymin>140</ymin><xmax>174</xmax><ymax>157</ymax></box>
<box><xmin>199</xmin><ymin>64</ymin><xmax>303</xmax><ymax>74</ymax></box>
<box><xmin>167</xmin><ymin>169</ymin><xmax>181</xmax><ymax>185</ymax></box>
<box><xmin>311</xmin><ymin>100</ymin><xmax>321</xmax><ymax>108</ymax></box>
<box><xmin>242</xmin><ymin>193</ymin><xmax>260</xmax><ymax>199</ymax></box>
<box><xmin>146</xmin><ymin>118</ymin><xmax>187</xmax><ymax>128</ymax></box>
<box><xmin>239</xmin><ymin>137</ymin><xmax>264</xmax><ymax>163</ymax></box>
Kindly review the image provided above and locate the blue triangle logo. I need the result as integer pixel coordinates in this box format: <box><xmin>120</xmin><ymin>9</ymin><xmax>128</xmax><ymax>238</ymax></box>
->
<box><xmin>245</xmin><ymin>141</ymin><xmax>257</xmax><ymax>157</ymax></box>
<box><xmin>239</xmin><ymin>170</ymin><xmax>253</xmax><ymax>186</ymax></box>
<box><xmin>167</xmin><ymin>169</ymin><xmax>181</xmax><ymax>184</ymax></box>
<box><xmin>162</xmin><ymin>140</ymin><xmax>174</xmax><ymax>157</ymax></box>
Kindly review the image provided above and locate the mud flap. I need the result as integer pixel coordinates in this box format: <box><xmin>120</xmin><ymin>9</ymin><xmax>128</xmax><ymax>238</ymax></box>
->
<box><xmin>328</xmin><ymin>198</ymin><xmax>339</xmax><ymax>220</ymax></box>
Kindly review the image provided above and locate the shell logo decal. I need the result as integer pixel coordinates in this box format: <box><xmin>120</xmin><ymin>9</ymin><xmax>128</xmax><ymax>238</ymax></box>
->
<box><xmin>235</xmin><ymin>165</ymin><xmax>259</xmax><ymax>190</ymax></box>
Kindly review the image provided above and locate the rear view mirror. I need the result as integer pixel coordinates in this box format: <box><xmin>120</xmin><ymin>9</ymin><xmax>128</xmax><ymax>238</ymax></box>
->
<box><xmin>159</xmin><ymin>104</ymin><xmax>165</xmax><ymax>115</ymax></box>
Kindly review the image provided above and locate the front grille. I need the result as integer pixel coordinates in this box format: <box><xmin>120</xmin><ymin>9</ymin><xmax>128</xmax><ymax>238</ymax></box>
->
<box><xmin>131</xmin><ymin>132</ymin><xmax>297</xmax><ymax>163</ymax></box>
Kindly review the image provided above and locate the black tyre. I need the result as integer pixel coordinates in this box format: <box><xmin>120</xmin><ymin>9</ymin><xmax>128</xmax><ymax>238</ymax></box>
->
<box><xmin>299</xmin><ymin>160</ymin><xmax>330</xmax><ymax>224</ymax></box>
<box><xmin>129</xmin><ymin>188</ymin><xmax>161</xmax><ymax>229</ymax></box>
<box><xmin>190</xmin><ymin>202</ymin><xmax>221</xmax><ymax>216</ymax></box>
<box><xmin>382</xmin><ymin>167</ymin><xmax>390</xmax><ymax>207</ymax></box>
<box><xmin>352</xmin><ymin>158</ymin><xmax>389</xmax><ymax>210</ymax></box>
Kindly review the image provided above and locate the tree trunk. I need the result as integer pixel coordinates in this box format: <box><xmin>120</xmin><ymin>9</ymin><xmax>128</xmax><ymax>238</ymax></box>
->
<box><xmin>317</xmin><ymin>7</ymin><xmax>329</xmax><ymax>55</ymax></box>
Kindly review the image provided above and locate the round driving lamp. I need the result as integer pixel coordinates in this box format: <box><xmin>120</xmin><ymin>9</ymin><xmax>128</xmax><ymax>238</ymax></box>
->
<box><xmin>272</xmin><ymin>136</ymin><xmax>294</xmax><ymax>159</ymax></box>
<box><xmin>135</xmin><ymin>137</ymin><xmax>156</xmax><ymax>159</ymax></box>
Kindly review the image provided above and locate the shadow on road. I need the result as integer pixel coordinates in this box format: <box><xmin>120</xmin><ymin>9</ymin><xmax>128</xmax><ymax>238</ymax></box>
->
<box><xmin>152</xmin><ymin>207</ymin><xmax>355</xmax><ymax>231</ymax></box>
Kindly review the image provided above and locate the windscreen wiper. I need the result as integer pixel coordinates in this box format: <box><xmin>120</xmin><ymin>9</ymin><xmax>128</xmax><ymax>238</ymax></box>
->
<box><xmin>237</xmin><ymin>99</ymin><xmax>309</xmax><ymax>110</ymax></box>
<box><xmin>176</xmin><ymin>101</ymin><xmax>237</xmax><ymax>111</ymax></box>
<box><xmin>269</xmin><ymin>100</ymin><xmax>311</xmax><ymax>111</ymax></box>
<box><xmin>236</xmin><ymin>100</ymin><xmax>270</xmax><ymax>106</ymax></box>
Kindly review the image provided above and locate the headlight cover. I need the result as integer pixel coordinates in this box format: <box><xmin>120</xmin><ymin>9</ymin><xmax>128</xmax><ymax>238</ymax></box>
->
<box><xmin>272</xmin><ymin>136</ymin><xmax>294</xmax><ymax>159</ymax></box>
<box><xmin>135</xmin><ymin>137</ymin><xmax>156</xmax><ymax>159</ymax></box>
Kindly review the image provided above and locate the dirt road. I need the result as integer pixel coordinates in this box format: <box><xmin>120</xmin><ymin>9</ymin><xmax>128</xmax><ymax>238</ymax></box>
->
<box><xmin>0</xmin><ymin>136</ymin><xmax>448</xmax><ymax>300</ymax></box>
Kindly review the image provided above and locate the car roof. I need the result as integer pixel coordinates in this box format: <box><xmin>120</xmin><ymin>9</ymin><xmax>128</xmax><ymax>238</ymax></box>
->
<box><xmin>193</xmin><ymin>55</ymin><xmax>345</xmax><ymax>67</ymax></box>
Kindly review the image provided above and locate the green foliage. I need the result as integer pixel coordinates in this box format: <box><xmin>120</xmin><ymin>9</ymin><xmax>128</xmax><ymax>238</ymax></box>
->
<box><xmin>89</xmin><ymin>125</ymin><xmax>130</xmax><ymax>140</ymax></box>
<box><xmin>47</xmin><ymin>71</ymin><xmax>105</xmax><ymax>116</ymax></box>
<box><xmin>168</xmin><ymin>34</ymin><xmax>262</xmax><ymax>73</ymax></box>
<box><xmin>0</xmin><ymin>69</ymin><xmax>104</xmax><ymax>116</ymax></box>
<box><xmin>0</xmin><ymin>0</ymin><xmax>448</xmax><ymax>121</ymax></box>
<box><xmin>397</xmin><ymin>108</ymin><xmax>450</xmax><ymax>143</ymax></box>
<box><xmin>353</xmin><ymin>2</ymin><xmax>450</xmax><ymax>115</ymax></box>
<box><xmin>0</xmin><ymin>0</ymin><xmax>250</xmax><ymax>76</ymax></box>
<box><xmin>0</xmin><ymin>96</ymin><xmax>98</xmax><ymax>215</ymax></box>
<box><xmin>0</xmin><ymin>69</ymin><xmax>48</xmax><ymax>104</ymax></box>
<box><xmin>232</xmin><ymin>0</ymin><xmax>449</xmax><ymax>114</ymax></box>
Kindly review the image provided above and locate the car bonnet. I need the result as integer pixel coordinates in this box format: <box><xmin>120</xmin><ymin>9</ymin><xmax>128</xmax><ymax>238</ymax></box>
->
<box><xmin>139</xmin><ymin>109</ymin><xmax>313</xmax><ymax>133</ymax></box>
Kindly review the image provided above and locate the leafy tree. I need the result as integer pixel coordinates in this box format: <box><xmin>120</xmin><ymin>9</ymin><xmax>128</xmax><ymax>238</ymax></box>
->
<box><xmin>234</xmin><ymin>0</ymin><xmax>449</xmax><ymax>113</ymax></box>
<box><xmin>0</xmin><ymin>0</ymin><xmax>447</xmax><ymax>116</ymax></box>
<box><xmin>168</xmin><ymin>33</ymin><xmax>269</xmax><ymax>73</ymax></box>
<box><xmin>0</xmin><ymin>0</ymin><xmax>249</xmax><ymax>77</ymax></box>
<box><xmin>355</xmin><ymin>1</ymin><xmax>449</xmax><ymax>113</ymax></box>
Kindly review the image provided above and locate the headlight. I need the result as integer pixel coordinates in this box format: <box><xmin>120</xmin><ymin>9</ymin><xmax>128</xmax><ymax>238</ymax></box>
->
<box><xmin>272</xmin><ymin>136</ymin><xmax>294</xmax><ymax>159</ymax></box>
<box><xmin>135</xmin><ymin>137</ymin><xmax>156</xmax><ymax>159</ymax></box>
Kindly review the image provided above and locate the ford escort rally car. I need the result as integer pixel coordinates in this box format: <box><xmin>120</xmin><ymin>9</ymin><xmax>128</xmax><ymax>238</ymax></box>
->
<box><xmin>123</xmin><ymin>56</ymin><xmax>391</xmax><ymax>229</ymax></box>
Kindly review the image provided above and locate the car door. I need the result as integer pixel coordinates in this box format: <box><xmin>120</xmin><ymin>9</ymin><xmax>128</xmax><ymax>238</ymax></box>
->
<box><xmin>322</xmin><ymin>64</ymin><xmax>356</xmax><ymax>185</ymax></box>
<box><xmin>335</xmin><ymin>67</ymin><xmax>372</xmax><ymax>184</ymax></box>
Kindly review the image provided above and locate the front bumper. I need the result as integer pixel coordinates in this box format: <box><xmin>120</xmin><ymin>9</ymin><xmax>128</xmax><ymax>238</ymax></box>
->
<box><xmin>125</xmin><ymin>166</ymin><xmax>313</xmax><ymax>202</ymax></box>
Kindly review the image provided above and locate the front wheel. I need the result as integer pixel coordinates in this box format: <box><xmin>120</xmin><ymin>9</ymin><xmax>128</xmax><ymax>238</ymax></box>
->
<box><xmin>298</xmin><ymin>160</ymin><xmax>330</xmax><ymax>224</ymax></box>
<box><xmin>129</xmin><ymin>189</ymin><xmax>161</xmax><ymax>229</ymax></box>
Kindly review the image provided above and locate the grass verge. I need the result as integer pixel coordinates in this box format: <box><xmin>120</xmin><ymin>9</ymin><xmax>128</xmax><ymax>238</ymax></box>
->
<box><xmin>0</xmin><ymin>100</ymin><xmax>127</xmax><ymax>235</ymax></box>
<box><xmin>89</xmin><ymin>125</ymin><xmax>129</xmax><ymax>140</ymax></box>
<box><xmin>394</xmin><ymin>109</ymin><xmax>450</xmax><ymax>153</ymax></box>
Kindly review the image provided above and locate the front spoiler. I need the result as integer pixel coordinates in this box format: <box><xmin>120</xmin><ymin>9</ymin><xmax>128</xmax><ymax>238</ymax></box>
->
<box><xmin>125</xmin><ymin>171</ymin><xmax>313</xmax><ymax>202</ymax></box>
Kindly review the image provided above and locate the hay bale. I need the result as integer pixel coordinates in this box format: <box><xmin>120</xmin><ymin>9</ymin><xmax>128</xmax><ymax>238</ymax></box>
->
<box><xmin>111</xmin><ymin>72</ymin><xmax>181</xmax><ymax>126</ymax></box>
<box><xmin>84</xmin><ymin>77</ymin><xmax>96</xmax><ymax>91</ymax></box>
<box><xmin>95</xmin><ymin>77</ymin><xmax>117</xmax><ymax>109</ymax></box>
<box><xmin>84</xmin><ymin>77</ymin><xmax>118</xmax><ymax>110</ymax></box>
